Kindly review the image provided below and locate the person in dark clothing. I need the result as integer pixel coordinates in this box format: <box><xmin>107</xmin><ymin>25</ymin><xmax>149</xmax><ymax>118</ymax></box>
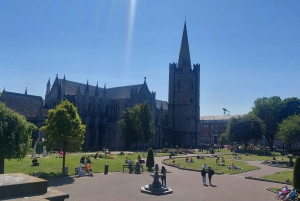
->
<box><xmin>32</xmin><ymin>158</ymin><xmax>39</xmax><ymax>166</ymax></box>
<box><xmin>207</xmin><ymin>166</ymin><xmax>214</xmax><ymax>186</ymax></box>
<box><xmin>161</xmin><ymin>166</ymin><xmax>167</xmax><ymax>186</ymax></box>
<box><xmin>200</xmin><ymin>167</ymin><xmax>207</xmax><ymax>185</ymax></box>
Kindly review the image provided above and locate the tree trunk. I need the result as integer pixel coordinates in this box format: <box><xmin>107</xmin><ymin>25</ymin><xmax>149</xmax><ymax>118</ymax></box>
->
<box><xmin>0</xmin><ymin>158</ymin><xmax>4</xmax><ymax>174</ymax></box>
<box><xmin>62</xmin><ymin>150</ymin><xmax>66</xmax><ymax>175</ymax></box>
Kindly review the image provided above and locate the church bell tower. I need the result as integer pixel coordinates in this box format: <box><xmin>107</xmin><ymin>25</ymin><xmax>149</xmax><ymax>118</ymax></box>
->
<box><xmin>168</xmin><ymin>21</ymin><xmax>200</xmax><ymax>148</ymax></box>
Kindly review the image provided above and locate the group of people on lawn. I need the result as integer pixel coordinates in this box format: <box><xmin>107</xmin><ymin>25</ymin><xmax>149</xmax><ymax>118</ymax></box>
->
<box><xmin>275</xmin><ymin>185</ymin><xmax>297</xmax><ymax>201</ymax></box>
<box><xmin>78</xmin><ymin>156</ymin><xmax>93</xmax><ymax>177</ymax></box>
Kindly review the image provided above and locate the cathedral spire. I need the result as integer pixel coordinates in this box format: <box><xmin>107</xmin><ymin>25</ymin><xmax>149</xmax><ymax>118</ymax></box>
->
<box><xmin>85</xmin><ymin>80</ymin><xmax>89</xmax><ymax>94</ymax></box>
<box><xmin>178</xmin><ymin>20</ymin><xmax>191</xmax><ymax>69</ymax></box>
<box><xmin>95</xmin><ymin>82</ymin><xmax>99</xmax><ymax>96</ymax></box>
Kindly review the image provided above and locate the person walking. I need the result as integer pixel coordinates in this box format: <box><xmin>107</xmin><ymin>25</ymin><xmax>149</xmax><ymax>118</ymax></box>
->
<box><xmin>200</xmin><ymin>167</ymin><xmax>207</xmax><ymax>185</ymax></box>
<box><xmin>207</xmin><ymin>167</ymin><xmax>214</xmax><ymax>186</ymax></box>
<box><xmin>161</xmin><ymin>166</ymin><xmax>167</xmax><ymax>186</ymax></box>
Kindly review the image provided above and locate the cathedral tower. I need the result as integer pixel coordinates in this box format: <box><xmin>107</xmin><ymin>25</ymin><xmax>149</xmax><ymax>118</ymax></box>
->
<box><xmin>168</xmin><ymin>21</ymin><xmax>200</xmax><ymax>148</ymax></box>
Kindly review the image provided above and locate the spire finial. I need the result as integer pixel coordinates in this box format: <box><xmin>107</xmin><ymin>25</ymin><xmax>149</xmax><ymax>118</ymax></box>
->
<box><xmin>25</xmin><ymin>87</ymin><xmax>27</xmax><ymax>95</ymax></box>
<box><xmin>178</xmin><ymin>20</ymin><xmax>191</xmax><ymax>69</ymax></box>
<box><xmin>144</xmin><ymin>77</ymin><xmax>146</xmax><ymax>83</ymax></box>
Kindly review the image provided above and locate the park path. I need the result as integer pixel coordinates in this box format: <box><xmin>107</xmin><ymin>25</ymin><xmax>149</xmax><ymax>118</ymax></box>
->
<box><xmin>48</xmin><ymin>154</ymin><xmax>289</xmax><ymax>201</ymax></box>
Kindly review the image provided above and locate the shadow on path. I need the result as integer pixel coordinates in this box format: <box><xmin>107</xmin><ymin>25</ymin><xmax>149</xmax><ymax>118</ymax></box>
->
<box><xmin>48</xmin><ymin>176</ymin><xmax>75</xmax><ymax>187</ymax></box>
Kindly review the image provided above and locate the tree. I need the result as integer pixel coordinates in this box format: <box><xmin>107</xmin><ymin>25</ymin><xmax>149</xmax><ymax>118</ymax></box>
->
<box><xmin>0</xmin><ymin>102</ymin><xmax>36</xmax><ymax>174</ymax></box>
<box><xmin>219</xmin><ymin>133</ymin><xmax>229</xmax><ymax>146</ymax></box>
<box><xmin>281</xmin><ymin>97</ymin><xmax>300</xmax><ymax>120</ymax></box>
<box><xmin>146</xmin><ymin>147</ymin><xmax>155</xmax><ymax>169</ymax></box>
<box><xmin>293</xmin><ymin>156</ymin><xmax>300</xmax><ymax>192</ymax></box>
<box><xmin>225</xmin><ymin>114</ymin><xmax>265</xmax><ymax>149</ymax></box>
<box><xmin>41</xmin><ymin>100</ymin><xmax>86</xmax><ymax>174</ymax></box>
<box><xmin>277</xmin><ymin>115</ymin><xmax>300</xmax><ymax>145</ymax></box>
<box><xmin>118</xmin><ymin>102</ymin><xmax>155</xmax><ymax>149</ymax></box>
<box><xmin>250</xmin><ymin>96</ymin><xmax>282</xmax><ymax>151</ymax></box>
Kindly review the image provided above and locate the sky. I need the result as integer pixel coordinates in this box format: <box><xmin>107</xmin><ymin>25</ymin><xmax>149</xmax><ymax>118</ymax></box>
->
<box><xmin>0</xmin><ymin>0</ymin><xmax>300</xmax><ymax>116</ymax></box>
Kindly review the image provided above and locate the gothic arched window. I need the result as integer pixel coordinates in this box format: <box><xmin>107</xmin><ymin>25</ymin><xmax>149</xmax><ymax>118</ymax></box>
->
<box><xmin>177</xmin><ymin>80</ymin><xmax>181</xmax><ymax>92</ymax></box>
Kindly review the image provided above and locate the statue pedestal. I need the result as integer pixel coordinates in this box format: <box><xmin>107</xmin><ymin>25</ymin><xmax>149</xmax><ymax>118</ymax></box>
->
<box><xmin>140</xmin><ymin>164</ymin><xmax>173</xmax><ymax>195</ymax></box>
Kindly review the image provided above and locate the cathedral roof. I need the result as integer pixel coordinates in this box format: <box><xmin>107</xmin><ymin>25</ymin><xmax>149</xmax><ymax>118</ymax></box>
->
<box><xmin>59</xmin><ymin>79</ymin><xmax>143</xmax><ymax>99</ymax></box>
<box><xmin>0</xmin><ymin>91</ymin><xmax>44</xmax><ymax>118</ymax></box>
<box><xmin>156</xmin><ymin>100</ymin><xmax>168</xmax><ymax>110</ymax></box>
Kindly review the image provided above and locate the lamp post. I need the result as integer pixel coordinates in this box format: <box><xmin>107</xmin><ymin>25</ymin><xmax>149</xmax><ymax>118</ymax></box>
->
<box><xmin>210</xmin><ymin>126</ymin><xmax>214</xmax><ymax>144</ymax></box>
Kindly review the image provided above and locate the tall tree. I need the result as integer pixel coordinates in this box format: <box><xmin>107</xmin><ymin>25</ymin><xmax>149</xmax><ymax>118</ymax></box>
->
<box><xmin>277</xmin><ymin>115</ymin><xmax>300</xmax><ymax>145</ymax></box>
<box><xmin>225</xmin><ymin>114</ymin><xmax>265</xmax><ymax>149</ymax></box>
<box><xmin>293</xmin><ymin>157</ymin><xmax>300</xmax><ymax>192</ymax></box>
<box><xmin>281</xmin><ymin>97</ymin><xmax>300</xmax><ymax>120</ymax></box>
<box><xmin>0</xmin><ymin>102</ymin><xmax>36</xmax><ymax>174</ymax></box>
<box><xmin>118</xmin><ymin>102</ymin><xmax>155</xmax><ymax>149</ymax></box>
<box><xmin>250</xmin><ymin>96</ymin><xmax>282</xmax><ymax>151</ymax></box>
<box><xmin>219</xmin><ymin>133</ymin><xmax>229</xmax><ymax>146</ymax></box>
<box><xmin>41</xmin><ymin>100</ymin><xmax>86</xmax><ymax>174</ymax></box>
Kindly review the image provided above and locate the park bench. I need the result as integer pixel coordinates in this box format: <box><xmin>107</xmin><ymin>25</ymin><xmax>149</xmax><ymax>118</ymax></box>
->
<box><xmin>122</xmin><ymin>164</ymin><xmax>143</xmax><ymax>174</ymax></box>
<box><xmin>75</xmin><ymin>167</ymin><xmax>93</xmax><ymax>176</ymax></box>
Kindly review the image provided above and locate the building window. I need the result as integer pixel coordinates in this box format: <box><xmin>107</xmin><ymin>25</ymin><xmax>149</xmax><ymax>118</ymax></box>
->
<box><xmin>177</xmin><ymin>80</ymin><xmax>181</xmax><ymax>92</ymax></box>
<box><xmin>143</xmin><ymin>94</ymin><xmax>147</xmax><ymax>100</ymax></box>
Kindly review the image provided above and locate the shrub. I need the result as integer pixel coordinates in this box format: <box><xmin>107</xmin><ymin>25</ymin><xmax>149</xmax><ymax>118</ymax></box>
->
<box><xmin>293</xmin><ymin>156</ymin><xmax>300</xmax><ymax>192</ymax></box>
<box><xmin>146</xmin><ymin>147</ymin><xmax>155</xmax><ymax>169</ymax></box>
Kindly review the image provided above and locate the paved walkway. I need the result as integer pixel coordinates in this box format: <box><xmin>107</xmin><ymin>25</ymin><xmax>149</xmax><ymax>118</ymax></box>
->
<box><xmin>48</xmin><ymin>155</ymin><xmax>292</xmax><ymax>201</ymax></box>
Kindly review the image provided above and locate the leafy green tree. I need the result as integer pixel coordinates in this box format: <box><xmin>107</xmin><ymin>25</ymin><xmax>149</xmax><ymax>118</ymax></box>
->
<box><xmin>219</xmin><ymin>133</ymin><xmax>229</xmax><ymax>146</ymax></box>
<box><xmin>293</xmin><ymin>156</ymin><xmax>300</xmax><ymax>192</ymax></box>
<box><xmin>250</xmin><ymin>96</ymin><xmax>282</xmax><ymax>151</ymax></box>
<box><xmin>146</xmin><ymin>147</ymin><xmax>155</xmax><ymax>169</ymax></box>
<box><xmin>278</xmin><ymin>115</ymin><xmax>300</xmax><ymax>145</ymax></box>
<box><xmin>281</xmin><ymin>97</ymin><xmax>300</xmax><ymax>120</ymax></box>
<box><xmin>118</xmin><ymin>102</ymin><xmax>155</xmax><ymax>149</ymax></box>
<box><xmin>0</xmin><ymin>102</ymin><xmax>36</xmax><ymax>174</ymax></box>
<box><xmin>41</xmin><ymin>100</ymin><xmax>86</xmax><ymax>174</ymax></box>
<box><xmin>225</xmin><ymin>114</ymin><xmax>265</xmax><ymax>149</ymax></box>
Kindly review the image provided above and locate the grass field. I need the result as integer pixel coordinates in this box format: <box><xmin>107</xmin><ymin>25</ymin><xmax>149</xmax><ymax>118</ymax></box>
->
<box><xmin>163</xmin><ymin>156</ymin><xmax>260</xmax><ymax>174</ymax></box>
<box><xmin>4</xmin><ymin>151</ymin><xmax>170</xmax><ymax>178</ymax></box>
<box><xmin>261</xmin><ymin>170</ymin><xmax>293</xmax><ymax>183</ymax></box>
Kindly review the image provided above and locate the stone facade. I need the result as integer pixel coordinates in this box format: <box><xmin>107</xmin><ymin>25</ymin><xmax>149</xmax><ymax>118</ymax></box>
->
<box><xmin>0</xmin><ymin>21</ymin><xmax>201</xmax><ymax>150</ymax></box>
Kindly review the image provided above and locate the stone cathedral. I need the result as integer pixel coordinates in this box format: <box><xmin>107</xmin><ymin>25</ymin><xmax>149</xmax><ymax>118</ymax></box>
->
<box><xmin>0</xmin><ymin>21</ymin><xmax>201</xmax><ymax>150</ymax></box>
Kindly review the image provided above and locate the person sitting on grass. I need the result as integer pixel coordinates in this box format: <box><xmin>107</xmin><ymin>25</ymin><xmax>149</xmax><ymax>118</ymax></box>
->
<box><xmin>185</xmin><ymin>157</ymin><xmax>189</xmax><ymax>162</ymax></box>
<box><xmin>80</xmin><ymin>156</ymin><xmax>85</xmax><ymax>164</ymax></box>
<box><xmin>283</xmin><ymin>187</ymin><xmax>296</xmax><ymax>201</ymax></box>
<box><xmin>190</xmin><ymin>157</ymin><xmax>194</xmax><ymax>163</ymax></box>
<box><xmin>86</xmin><ymin>156</ymin><xmax>92</xmax><ymax>164</ymax></box>
<box><xmin>85</xmin><ymin>163</ymin><xmax>93</xmax><ymax>177</ymax></box>
<box><xmin>119</xmin><ymin>150</ymin><xmax>124</xmax><ymax>156</ymax></box>
<box><xmin>275</xmin><ymin>185</ymin><xmax>290</xmax><ymax>199</ymax></box>
<box><xmin>221</xmin><ymin>157</ymin><xmax>225</xmax><ymax>165</ymax></box>
<box><xmin>94</xmin><ymin>152</ymin><xmax>99</xmax><ymax>159</ymax></box>
<box><xmin>32</xmin><ymin>157</ymin><xmax>39</xmax><ymax>166</ymax></box>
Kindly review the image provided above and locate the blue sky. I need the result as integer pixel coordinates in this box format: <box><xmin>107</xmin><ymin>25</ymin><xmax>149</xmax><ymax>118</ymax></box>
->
<box><xmin>0</xmin><ymin>0</ymin><xmax>300</xmax><ymax>116</ymax></box>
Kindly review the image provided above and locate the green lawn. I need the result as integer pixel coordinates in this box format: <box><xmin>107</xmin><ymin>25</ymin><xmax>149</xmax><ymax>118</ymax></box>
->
<box><xmin>4</xmin><ymin>152</ymin><xmax>169</xmax><ymax>178</ymax></box>
<box><xmin>163</xmin><ymin>156</ymin><xmax>260</xmax><ymax>174</ymax></box>
<box><xmin>260</xmin><ymin>170</ymin><xmax>293</xmax><ymax>183</ymax></box>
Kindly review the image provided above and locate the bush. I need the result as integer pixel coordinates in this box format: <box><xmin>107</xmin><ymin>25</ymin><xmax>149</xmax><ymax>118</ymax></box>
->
<box><xmin>293</xmin><ymin>156</ymin><xmax>300</xmax><ymax>192</ymax></box>
<box><xmin>146</xmin><ymin>147</ymin><xmax>155</xmax><ymax>169</ymax></box>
